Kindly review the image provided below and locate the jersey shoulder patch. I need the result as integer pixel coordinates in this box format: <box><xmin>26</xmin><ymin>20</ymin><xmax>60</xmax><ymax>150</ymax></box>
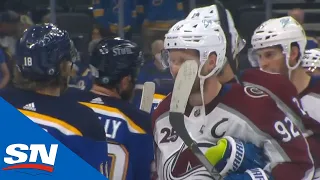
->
<box><xmin>152</xmin><ymin>93</ymin><xmax>171</xmax><ymax>130</ymax></box>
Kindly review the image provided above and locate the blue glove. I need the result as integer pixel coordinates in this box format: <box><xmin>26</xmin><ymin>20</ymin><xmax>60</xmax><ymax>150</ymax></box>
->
<box><xmin>225</xmin><ymin>168</ymin><xmax>273</xmax><ymax>180</ymax></box>
<box><xmin>205</xmin><ymin>136</ymin><xmax>268</xmax><ymax>176</ymax></box>
<box><xmin>68</xmin><ymin>62</ymin><xmax>95</xmax><ymax>91</ymax></box>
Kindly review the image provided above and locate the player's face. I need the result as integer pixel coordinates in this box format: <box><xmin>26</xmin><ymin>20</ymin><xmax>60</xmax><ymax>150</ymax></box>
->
<box><xmin>169</xmin><ymin>49</ymin><xmax>201</xmax><ymax>92</ymax></box>
<box><xmin>255</xmin><ymin>46</ymin><xmax>288</xmax><ymax>75</ymax></box>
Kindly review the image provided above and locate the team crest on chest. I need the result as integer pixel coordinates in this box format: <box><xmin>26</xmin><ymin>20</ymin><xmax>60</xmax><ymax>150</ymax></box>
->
<box><xmin>162</xmin><ymin>143</ymin><xmax>214</xmax><ymax>180</ymax></box>
<box><xmin>244</xmin><ymin>86</ymin><xmax>268</xmax><ymax>98</ymax></box>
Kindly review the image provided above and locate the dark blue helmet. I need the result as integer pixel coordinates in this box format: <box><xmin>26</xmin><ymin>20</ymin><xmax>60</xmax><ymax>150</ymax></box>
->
<box><xmin>16</xmin><ymin>23</ymin><xmax>77</xmax><ymax>81</ymax></box>
<box><xmin>90</xmin><ymin>38</ymin><xmax>144</xmax><ymax>86</ymax></box>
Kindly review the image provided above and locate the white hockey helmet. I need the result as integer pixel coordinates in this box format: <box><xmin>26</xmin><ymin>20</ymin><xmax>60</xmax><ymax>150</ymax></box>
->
<box><xmin>163</xmin><ymin>19</ymin><xmax>226</xmax><ymax>79</ymax></box>
<box><xmin>301</xmin><ymin>48</ymin><xmax>320</xmax><ymax>72</ymax></box>
<box><xmin>186</xmin><ymin>5</ymin><xmax>246</xmax><ymax>59</ymax></box>
<box><xmin>251</xmin><ymin>16</ymin><xmax>307</xmax><ymax>70</ymax></box>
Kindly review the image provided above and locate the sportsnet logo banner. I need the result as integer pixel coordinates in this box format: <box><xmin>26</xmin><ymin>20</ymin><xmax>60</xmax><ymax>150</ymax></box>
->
<box><xmin>0</xmin><ymin>99</ymin><xmax>107</xmax><ymax>180</ymax></box>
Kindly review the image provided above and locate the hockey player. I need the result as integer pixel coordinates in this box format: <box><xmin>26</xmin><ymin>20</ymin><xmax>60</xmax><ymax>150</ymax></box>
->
<box><xmin>251</xmin><ymin>16</ymin><xmax>320</xmax><ymax>167</ymax></box>
<box><xmin>186</xmin><ymin>7</ymin><xmax>320</xmax><ymax>174</ymax></box>
<box><xmin>133</xmin><ymin>40</ymin><xmax>173</xmax><ymax>112</ymax></box>
<box><xmin>63</xmin><ymin>38</ymin><xmax>154</xmax><ymax>180</ymax></box>
<box><xmin>302</xmin><ymin>48</ymin><xmax>320</xmax><ymax>76</ymax></box>
<box><xmin>0</xmin><ymin>24</ymin><xmax>109</xmax><ymax>177</ymax></box>
<box><xmin>153</xmin><ymin>19</ymin><xmax>314</xmax><ymax>180</ymax></box>
<box><xmin>251</xmin><ymin>16</ymin><xmax>320</xmax><ymax>121</ymax></box>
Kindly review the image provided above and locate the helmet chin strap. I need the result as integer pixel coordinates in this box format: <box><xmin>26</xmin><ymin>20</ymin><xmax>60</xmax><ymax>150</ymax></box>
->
<box><xmin>197</xmin><ymin>57</ymin><xmax>223</xmax><ymax>134</ymax></box>
<box><xmin>283</xmin><ymin>43</ymin><xmax>301</xmax><ymax>79</ymax></box>
<box><xmin>199</xmin><ymin>77</ymin><xmax>206</xmax><ymax>134</ymax></box>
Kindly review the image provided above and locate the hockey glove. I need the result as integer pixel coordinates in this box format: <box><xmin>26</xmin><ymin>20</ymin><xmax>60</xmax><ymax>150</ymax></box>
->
<box><xmin>204</xmin><ymin>136</ymin><xmax>268</xmax><ymax>176</ymax></box>
<box><xmin>224</xmin><ymin>168</ymin><xmax>273</xmax><ymax>180</ymax></box>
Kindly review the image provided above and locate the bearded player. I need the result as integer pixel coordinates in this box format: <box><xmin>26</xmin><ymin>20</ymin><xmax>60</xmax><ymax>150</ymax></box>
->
<box><xmin>63</xmin><ymin>38</ymin><xmax>154</xmax><ymax>180</ymax></box>
<box><xmin>152</xmin><ymin>18</ymin><xmax>314</xmax><ymax>180</ymax></box>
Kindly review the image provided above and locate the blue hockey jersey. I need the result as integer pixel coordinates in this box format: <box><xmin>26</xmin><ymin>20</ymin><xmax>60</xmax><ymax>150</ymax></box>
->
<box><xmin>0</xmin><ymin>87</ymin><xmax>108</xmax><ymax>177</ymax></box>
<box><xmin>93</xmin><ymin>0</ymin><xmax>136</xmax><ymax>33</ymax></box>
<box><xmin>64</xmin><ymin>88</ymin><xmax>154</xmax><ymax>180</ymax></box>
<box><xmin>306</xmin><ymin>36</ymin><xmax>319</xmax><ymax>50</ymax></box>
<box><xmin>133</xmin><ymin>60</ymin><xmax>173</xmax><ymax>113</ymax></box>
<box><xmin>136</xmin><ymin>0</ymin><xmax>184</xmax><ymax>29</ymax></box>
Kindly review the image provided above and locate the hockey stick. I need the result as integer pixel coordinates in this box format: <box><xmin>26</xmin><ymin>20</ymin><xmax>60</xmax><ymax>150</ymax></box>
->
<box><xmin>169</xmin><ymin>60</ymin><xmax>223</xmax><ymax>180</ymax></box>
<box><xmin>140</xmin><ymin>82</ymin><xmax>156</xmax><ymax>113</ymax></box>
<box><xmin>215</xmin><ymin>0</ymin><xmax>243</xmax><ymax>86</ymax></box>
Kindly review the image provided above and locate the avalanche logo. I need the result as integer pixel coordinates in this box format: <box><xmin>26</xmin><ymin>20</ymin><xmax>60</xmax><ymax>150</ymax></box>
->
<box><xmin>2</xmin><ymin>144</ymin><xmax>58</xmax><ymax>173</ymax></box>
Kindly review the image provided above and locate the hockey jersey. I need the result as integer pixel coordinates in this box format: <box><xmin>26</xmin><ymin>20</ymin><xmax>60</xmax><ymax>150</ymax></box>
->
<box><xmin>0</xmin><ymin>87</ymin><xmax>108</xmax><ymax>176</ymax></box>
<box><xmin>299</xmin><ymin>75</ymin><xmax>320</xmax><ymax>122</ymax></box>
<box><xmin>152</xmin><ymin>83</ymin><xmax>314</xmax><ymax>180</ymax></box>
<box><xmin>240</xmin><ymin>69</ymin><xmax>320</xmax><ymax>167</ymax></box>
<box><xmin>92</xmin><ymin>0</ymin><xmax>136</xmax><ymax>33</ymax></box>
<box><xmin>64</xmin><ymin>88</ymin><xmax>154</xmax><ymax>180</ymax></box>
<box><xmin>133</xmin><ymin>60</ymin><xmax>173</xmax><ymax>113</ymax></box>
<box><xmin>240</xmin><ymin>69</ymin><xmax>320</xmax><ymax>133</ymax></box>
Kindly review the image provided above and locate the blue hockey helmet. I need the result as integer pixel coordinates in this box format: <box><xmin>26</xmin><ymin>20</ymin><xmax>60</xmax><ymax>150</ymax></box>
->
<box><xmin>16</xmin><ymin>23</ymin><xmax>77</xmax><ymax>81</ymax></box>
<box><xmin>90</xmin><ymin>37</ymin><xmax>144</xmax><ymax>86</ymax></box>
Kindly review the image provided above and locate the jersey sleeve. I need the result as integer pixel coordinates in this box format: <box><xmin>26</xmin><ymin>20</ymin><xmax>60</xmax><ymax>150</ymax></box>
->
<box><xmin>151</xmin><ymin>94</ymin><xmax>171</xmax><ymax>179</ymax></box>
<box><xmin>128</xmin><ymin>133</ymin><xmax>154</xmax><ymax>180</ymax></box>
<box><xmin>126</xmin><ymin>111</ymin><xmax>154</xmax><ymax>180</ymax></box>
<box><xmin>61</xmin><ymin>104</ymin><xmax>108</xmax><ymax>174</ymax></box>
<box><xmin>260</xmin><ymin>105</ymin><xmax>314</xmax><ymax>180</ymax></box>
<box><xmin>55</xmin><ymin>133</ymin><xmax>108</xmax><ymax>176</ymax></box>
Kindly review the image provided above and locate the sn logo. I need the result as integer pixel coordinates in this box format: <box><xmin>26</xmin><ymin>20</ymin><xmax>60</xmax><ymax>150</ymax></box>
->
<box><xmin>3</xmin><ymin>144</ymin><xmax>58</xmax><ymax>173</ymax></box>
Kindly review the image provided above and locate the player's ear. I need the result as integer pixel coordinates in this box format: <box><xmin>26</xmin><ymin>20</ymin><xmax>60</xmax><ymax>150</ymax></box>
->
<box><xmin>120</xmin><ymin>75</ymin><xmax>132</xmax><ymax>90</ymax></box>
<box><xmin>290</xmin><ymin>46</ymin><xmax>300</xmax><ymax>64</ymax></box>
<box><xmin>207</xmin><ymin>52</ymin><xmax>217</xmax><ymax>71</ymax></box>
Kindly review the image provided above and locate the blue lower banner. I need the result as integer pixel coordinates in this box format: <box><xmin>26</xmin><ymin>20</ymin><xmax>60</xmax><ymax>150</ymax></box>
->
<box><xmin>0</xmin><ymin>98</ymin><xmax>108</xmax><ymax>180</ymax></box>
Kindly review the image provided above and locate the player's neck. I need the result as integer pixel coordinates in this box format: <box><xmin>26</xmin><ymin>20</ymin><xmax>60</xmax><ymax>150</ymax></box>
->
<box><xmin>218</xmin><ymin>64</ymin><xmax>234</xmax><ymax>84</ymax></box>
<box><xmin>290</xmin><ymin>67</ymin><xmax>311</xmax><ymax>94</ymax></box>
<box><xmin>189</xmin><ymin>76</ymin><xmax>222</xmax><ymax>106</ymax></box>
<box><xmin>36</xmin><ymin>88</ymin><xmax>61</xmax><ymax>96</ymax></box>
<box><xmin>91</xmin><ymin>84</ymin><xmax>121</xmax><ymax>99</ymax></box>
